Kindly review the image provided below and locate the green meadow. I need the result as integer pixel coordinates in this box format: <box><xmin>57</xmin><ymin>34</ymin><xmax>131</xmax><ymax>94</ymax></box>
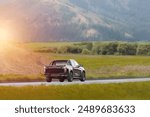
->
<box><xmin>1</xmin><ymin>42</ymin><xmax>150</xmax><ymax>100</ymax></box>
<box><xmin>26</xmin><ymin>41</ymin><xmax>150</xmax><ymax>79</ymax></box>
<box><xmin>1</xmin><ymin>54</ymin><xmax>150</xmax><ymax>82</ymax></box>
<box><xmin>0</xmin><ymin>81</ymin><xmax>150</xmax><ymax>100</ymax></box>
<box><xmin>49</xmin><ymin>53</ymin><xmax>150</xmax><ymax>79</ymax></box>
<box><xmin>1</xmin><ymin>41</ymin><xmax>150</xmax><ymax>82</ymax></box>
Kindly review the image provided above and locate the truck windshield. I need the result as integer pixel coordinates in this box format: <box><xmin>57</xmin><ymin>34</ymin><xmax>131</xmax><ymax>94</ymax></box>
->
<box><xmin>52</xmin><ymin>61</ymin><xmax>67</xmax><ymax>66</ymax></box>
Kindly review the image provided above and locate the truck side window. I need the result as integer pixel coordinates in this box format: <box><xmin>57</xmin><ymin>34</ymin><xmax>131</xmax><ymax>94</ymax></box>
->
<box><xmin>71</xmin><ymin>60</ymin><xmax>79</xmax><ymax>67</ymax></box>
<box><xmin>70</xmin><ymin>60</ymin><xmax>76</xmax><ymax>67</ymax></box>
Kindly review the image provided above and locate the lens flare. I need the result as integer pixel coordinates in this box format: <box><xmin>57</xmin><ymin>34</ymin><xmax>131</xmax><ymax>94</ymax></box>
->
<box><xmin>0</xmin><ymin>20</ymin><xmax>19</xmax><ymax>45</ymax></box>
<box><xmin>0</xmin><ymin>27</ymin><xmax>13</xmax><ymax>42</ymax></box>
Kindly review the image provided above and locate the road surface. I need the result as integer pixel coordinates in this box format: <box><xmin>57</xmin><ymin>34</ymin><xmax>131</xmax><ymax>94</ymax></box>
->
<box><xmin>0</xmin><ymin>78</ymin><xmax>150</xmax><ymax>86</ymax></box>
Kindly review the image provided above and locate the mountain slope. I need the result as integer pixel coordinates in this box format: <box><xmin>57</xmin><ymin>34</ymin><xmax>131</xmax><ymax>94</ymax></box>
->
<box><xmin>0</xmin><ymin>0</ymin><xmax>149</xmax><ymax>41</ymax></box>
<box><xmin>69</xmin><ymin>0</ymin><xmax>150</xmax><ymax>40</ymax></box>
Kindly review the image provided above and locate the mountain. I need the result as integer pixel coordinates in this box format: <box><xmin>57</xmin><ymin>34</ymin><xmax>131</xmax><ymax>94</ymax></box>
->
<box><xmin>0</xmin><ymin>0</ymin><xmax>150</xmax><ymax>41</ymax></box>
<box><xmin>70</xmin><ymin>0</ymin><xmax>150</xmax><ymax>41</ymax></box>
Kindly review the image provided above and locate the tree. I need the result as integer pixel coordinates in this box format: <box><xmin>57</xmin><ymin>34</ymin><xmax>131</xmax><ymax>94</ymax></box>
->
<box><xmin>117</xmin><ymin>43</ymin><xmax>137</xmax><ymax>55</ymax></box>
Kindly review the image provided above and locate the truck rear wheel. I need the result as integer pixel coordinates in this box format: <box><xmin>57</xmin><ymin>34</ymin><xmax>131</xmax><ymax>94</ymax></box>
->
<box><xmin>46</xmin><ymin>77</ymin><xmax>52</xmax><ymax>82</ymax></box>
<box><xmin>59</xmin><ymin>78</ymin><xmax>65</xmax><ymax>82</ymax></box>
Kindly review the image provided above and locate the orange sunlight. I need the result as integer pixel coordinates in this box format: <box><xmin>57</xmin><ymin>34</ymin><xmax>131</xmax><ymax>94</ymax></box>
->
<box><xmin>0</xmin><ymin>20</ymin><xmax>19</xmax><ymax>45</ymax></box>
<box><xmin>0</xmin><ymin>21</ymin><xmax>49</xmax><ymax>74</ymax></box>
<box><xmin>0</xmin><ymin>27</ymin><xmax>14</xmax><ymax>43</ymax></box>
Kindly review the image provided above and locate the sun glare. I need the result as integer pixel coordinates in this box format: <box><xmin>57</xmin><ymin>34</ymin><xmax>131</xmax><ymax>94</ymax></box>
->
<box><xmin>0</xmin><ymin>27</ymin><xmax>13</xmax><ymax>42</ymax></box>
<box><xmin>0</xmin><ymin>20</ymin><xmax>18</xmax><ymax>44</ymax></box>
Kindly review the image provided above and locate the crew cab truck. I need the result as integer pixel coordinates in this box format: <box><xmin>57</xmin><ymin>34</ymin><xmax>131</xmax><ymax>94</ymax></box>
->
<box><xmin>44</xmin><ymin>59</ymin><xmax>86</xmax><ymax>82</ymax></box>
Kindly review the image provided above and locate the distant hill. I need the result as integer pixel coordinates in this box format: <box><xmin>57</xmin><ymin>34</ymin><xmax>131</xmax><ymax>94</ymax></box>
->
<box><xmin>0</xmin><ymin>0</ymin><xmax>150</xmax><ymax>41</ymax></box>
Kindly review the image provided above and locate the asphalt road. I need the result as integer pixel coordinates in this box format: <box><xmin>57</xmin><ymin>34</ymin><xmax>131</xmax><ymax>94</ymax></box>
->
<box><xmin>0</xmin><ymin>78</ymin><xmax>150</xmax><ymax>86</ymax></box>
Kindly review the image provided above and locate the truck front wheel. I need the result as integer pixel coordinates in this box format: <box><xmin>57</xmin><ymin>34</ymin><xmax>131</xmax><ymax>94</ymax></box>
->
<box><xmin>80</xmin><ymin>72</ymin><xmax>86</xmax><ymax>82</ymax></box>
<box><xmin>67</xmin><ymin>71</ymin><xmax>73</xmax><ymax>82</ymax></box>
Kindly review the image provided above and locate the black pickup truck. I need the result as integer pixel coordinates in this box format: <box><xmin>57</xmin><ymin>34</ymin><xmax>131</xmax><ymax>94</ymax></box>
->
<box><xmin>44</xmin><ymin>59</ymin><xmax>86</xmax><ymax>82</ymax></box>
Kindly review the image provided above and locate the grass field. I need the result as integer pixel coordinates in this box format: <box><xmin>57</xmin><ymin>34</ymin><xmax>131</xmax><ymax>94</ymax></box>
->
<box><xmin>26</xmin><ymin>41</ymin><xmax>150</xmax><ymax>50</ymax></box>
<box><xmin>1</xmin><ymin>42</ymin><xmax>150</xmax><ymax>82</ymax></box>
<box><xmin>26</xmin><ymin>42</ymin><xmax>150</xmax><ymax>79</ymax></box>
<box><xmin>1</xmin><ymin>42</ymin><xmax>150</xmax><ymax>100</ymax></box>
<box><xmin>0</xmin><ymin>82</ymin><xmax>150</xmax><ymax>100</ymax></box>
<box><xmin>0</xmin><ymin>74</ymin><xmax>44</xmax><ymax>83</ymax></box>
<box><xmin>47</xmin><ymin>53</ymin><xmax>150</xmax><ymax>78</ymax></box>
<box><xmin>26</xmin><ymin>42</ymin><xmax>76</xmax><ymax>51</ymax></box>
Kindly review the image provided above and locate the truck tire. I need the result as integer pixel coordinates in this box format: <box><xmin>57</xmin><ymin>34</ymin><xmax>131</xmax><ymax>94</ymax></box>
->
<box><xmin>67</xmin><ymin>71</ymin><xmax>73</xmax><ymax>82</ymax></box>
<box><xmin>46</xmin><ymin>77</ymin><xmax>52</xmax><ymax>82</ymax></box>
<box><xmin>80</xmin><ymin>72</ymin><xmax>86</xmax><ymax>82</ymax></box>
<box><xmin>59</xmin><ymin>78</ymin><xmax>65</xmax><ymax>82</ymax></box>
